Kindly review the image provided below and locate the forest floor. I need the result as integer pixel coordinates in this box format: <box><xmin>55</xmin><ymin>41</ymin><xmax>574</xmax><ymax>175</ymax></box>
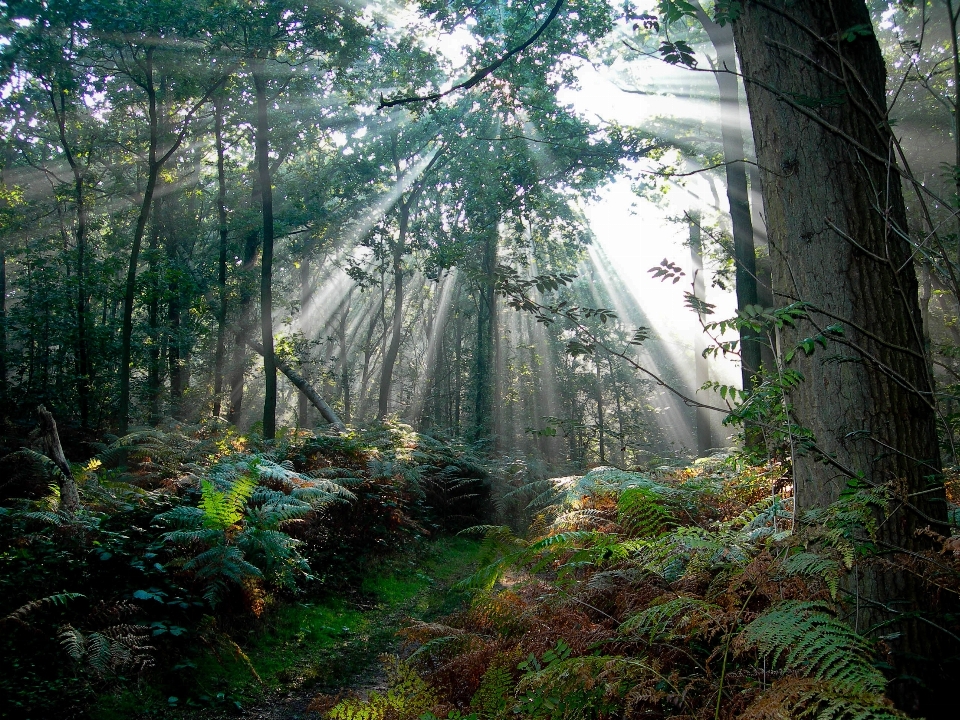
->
<box><xmin>93</xmin><ymin>536</ymin><xmax>482</xmax><ymax>720</ymax></box>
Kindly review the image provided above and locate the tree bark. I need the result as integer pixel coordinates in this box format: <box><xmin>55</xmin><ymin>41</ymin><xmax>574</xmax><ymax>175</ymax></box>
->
<box><xmin>37</xmin><ymin>405</ymin><xmax>79</xmax><ymax>514</ymax></box>
<box><xmin>50</xmin><ymin>89</ymin><xmax>91</xmax><ymax>427</ymax></box>
<box><xmin>732</xmin><ymin>1</ymin><xmax>950</xmax><ymax>712</ymax></box>
<box><xmin>253</xmin><ymin>61</ymin><xmax>277</xmax><ymax>440</ymax></box>
<box><xmin>378</xmin><ymin>207</ymin><xmax>408</xmax><ymax>418</ymax></box>
<box><xmin>119</xmin><ymin>47</ymin><xmax>161</xmax><ymax>436</ymax></box>
<box><xmin>473</xmin><ymin>228</ymin><xmax>498</xmax><ymax>445</ymax></box>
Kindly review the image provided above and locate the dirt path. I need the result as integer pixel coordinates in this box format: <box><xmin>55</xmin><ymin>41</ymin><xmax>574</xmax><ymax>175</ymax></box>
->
<box><xmin>218</xmin><ymin>538</ymin><xmax>479</xmax><ymax>720</ymax></box>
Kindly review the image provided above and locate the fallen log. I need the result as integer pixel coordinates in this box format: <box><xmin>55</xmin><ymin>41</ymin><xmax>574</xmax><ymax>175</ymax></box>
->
<box><xmin>245</xmin><ymin>340</ymin><xmax>346</xmax><ymax>431</ymax></box>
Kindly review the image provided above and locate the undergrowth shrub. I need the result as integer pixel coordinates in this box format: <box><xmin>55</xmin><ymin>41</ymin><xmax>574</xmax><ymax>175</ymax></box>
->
<box><xmin>0</xmin><ymin>420</ymin><xmax>492</xmax><ymax>718</ymax></box>
<box><xmin>393</xmin><ymin>459</ymin><xmax>949</xmax><ymax>720</ymax></box>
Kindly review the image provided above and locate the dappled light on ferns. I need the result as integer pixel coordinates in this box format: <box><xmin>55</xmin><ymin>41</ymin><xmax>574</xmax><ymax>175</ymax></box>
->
<box><xmin>154</xmin><ymin>454</ymin><xmax>354</xmax><ymax>605</ymax></box>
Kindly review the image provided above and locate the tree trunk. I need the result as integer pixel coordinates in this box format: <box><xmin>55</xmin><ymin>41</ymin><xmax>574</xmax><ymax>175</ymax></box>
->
<box><xmin>49</xmin><ymin>89</ymin><xmax>92</xmax><ymax>427</ymax></box>
<box><xmin>473</xmin><ymin>229</ymin><xmax>498</xmax><ymax>444</ymax></box>
<box><xmin>213</xmin><ymin>95</ymin><xmax>229</xmax><ymax>419</ymax></box>
<box><xmin>118</xmin><ymin>48</ymin><xmax>163</xmax><ymax>435</ymax></box>
<box><xmin>37</xmin><ymin>405</ymin><xmax>79</xmax><ymax>515</ymax></box>
<box><xmin>245</xmin><ymin>339</ymin><xmax>344</xmax><ymax>430</ymax></box>
<box><xmin>690</xmin><ymin>213</ymin><xmax>713</xmax><ymax>455</ymax></box>
<box><xmin>297</xmin><ymin>257</ymin><xmax>312</xmax><ymax>426</ymax></box>
<box><xmin>733</xmin><ymin>1</ymin><xmax>950</xmax><ymax>712</ymax></box>
<box><xmin>693</xmin><ymin>5</ymin><xmax>761</xmax><ymax>390</ymax></box>
<box><xmin>146</xmin><ymin>197</ymin><xmax>163</xmax><ymax>426</ymax></box>
<box><xmin>227</xmin><ymin>226</ymin><xmax>260</xmax><ymax>424</ymax></box>
<box><xmin>379</xmin><ymin>208</ymin><xmax>408</xmax><ymax>418</ymax></box>
<box><xmin>253</xmin><ymin>61</ymin><xmax>277</xmax><ymax>440</ymax></box>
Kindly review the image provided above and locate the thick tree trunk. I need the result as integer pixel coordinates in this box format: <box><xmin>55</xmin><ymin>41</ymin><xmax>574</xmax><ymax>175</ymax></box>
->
<box><xmin>253</xmin><ymin>62</ymin><xmax>277</xmax><ymax>440</ymax></box>
<box><xmin>733</xmin><ymin>1</ymin><xmax>950</xmax><ymax>713</ymax></box>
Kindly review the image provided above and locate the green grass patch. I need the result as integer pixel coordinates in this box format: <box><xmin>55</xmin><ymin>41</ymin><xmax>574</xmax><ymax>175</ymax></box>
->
<box><xmin>92</xmin><ymin>537</ymin><xmax>482</xmax><ymax>719</ymax></box>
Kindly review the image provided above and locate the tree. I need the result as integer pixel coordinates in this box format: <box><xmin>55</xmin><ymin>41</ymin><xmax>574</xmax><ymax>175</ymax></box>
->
<box><xmin>730</xmin><ymin>0</ymin><xmax>951</xmax><ymax>713</ymax></box>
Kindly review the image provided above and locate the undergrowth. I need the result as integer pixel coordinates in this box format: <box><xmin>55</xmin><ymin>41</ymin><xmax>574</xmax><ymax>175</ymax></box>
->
<box><xmin>0</xmin><ymin>421</ymin><xmax>488</xmax><ymax>719</ymax></box>
<box><xmin>328</xmin><ymin>457</ymin><xmax>960</xmax><ymax>720</ymax></box>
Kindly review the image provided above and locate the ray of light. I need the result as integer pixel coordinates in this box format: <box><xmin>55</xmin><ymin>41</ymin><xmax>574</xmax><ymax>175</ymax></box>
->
<box><xmin>409</xmin><ymin>268</ymin><xmax>459</xmax><ymax>422</ymax></box>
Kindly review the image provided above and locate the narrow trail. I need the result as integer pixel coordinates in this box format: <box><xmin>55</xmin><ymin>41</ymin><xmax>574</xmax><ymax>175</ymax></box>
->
<box><xmin>187</xmin><ymin>537</ymin><xmax>480</xmax><ymax>720</ymax></box>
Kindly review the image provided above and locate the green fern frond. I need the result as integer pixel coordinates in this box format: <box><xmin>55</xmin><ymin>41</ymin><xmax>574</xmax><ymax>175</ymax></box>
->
<box><xmin>781</xmin><ymin>551</ymin><xmax>841</xmax><ymax>599</ymax></box>
<box><xmin>154</xmin><ymin>505</ymin><xmax>205</xmax><ymax>529</ymax></box>
<box><xmin>472</xmin><ymin>662</ymin><xmax>515</xmax><ymax>720</ymax></box>
<box><xmin>7</xmin><ymin>448</ymin><xmax>65</xmax><ymax>480</ymax></box>
<box><xmin>619</xmin><ymin>596</ymin><xmax>718</xmax><ymax>642</ymax></box>
<box><xmin>739</xmin><ymin>600</ymin><xmax>886</xmax><ymax>697</ymax></box>
<box><xmin>617</xmin><ymin>487</ymin><xmax>676</xmax><ymax>538</ymax></box>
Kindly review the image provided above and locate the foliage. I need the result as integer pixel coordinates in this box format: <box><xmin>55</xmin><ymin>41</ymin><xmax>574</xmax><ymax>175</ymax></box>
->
<box><xmin>395</xmin><ymin>454</ymin><xmax>948</xmax><ymax>719</ymax></box>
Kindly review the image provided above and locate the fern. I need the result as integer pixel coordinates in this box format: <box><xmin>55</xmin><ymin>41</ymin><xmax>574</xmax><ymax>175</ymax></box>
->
<box><xmin>780</xmin><ymin>550</ymin><xmax>842</xmax><ymax>599</ymax></box>
<box><xmin>328</xmin><ymin>658</ymin><xmax>437</xmax><ymax>720</ymax></box>
<box><xmin>618</xmin><ymin>595</ymin><xmax>718</xmax><ymax>642</ymax></box>
<box><xmin>200</xmin><ymin>474</ymin><xmax>256</xmax><ymax>530</ymax></box>
<box><xmin>617</xmin><ymin>487</ymin><xmax>675</xmax><ymax>538</ymax></box>
<box><xmin>59</xmin><ymin>623</ymin><xmax>153</xmax><ymax>677</ymax></box>
<box><xmin>472</xmin><ymin>662</ymin><xmax>515</xmax><ymax>720</ymax></box>
<box><xmin>738</xmin><ymin>600</ymin><xmax>886</xmax><ymax>697</ymax></box>
<box><xmin>2</xmin><ymin>593</ymin><xmax>84</xmax><ymax>625</ymax></box>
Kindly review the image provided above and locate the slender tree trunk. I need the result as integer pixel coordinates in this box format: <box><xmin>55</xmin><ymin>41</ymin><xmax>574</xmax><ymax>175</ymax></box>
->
<box><xmin>212</xmin><ymin>96</ymin><xmax>229</xmax><ymax>419</ymax></box>
<box><xmin>595</xmin><ymin>360</ymin><xmax>605</xmax><ymax>463</ymax></box>
<box><xmin>694</xmin><ymin>4</ymin><xmax>761</xmax><ymax>390</ymax></box>
<box><xmin>733</xmin><ymin>2</ymin><xmax>950</xmax><ymax>712</ymax></box>
<box><xmin>338</xmin><ymin>290</ymin><xmax>352</xmax><ymax>424</ymax></box>
<box><xmin>119</xmin><ymin>48</ymin><xmax>162</xmax><ymax>435</ymax></box>
<box><xmin>227</xmin><ymin>227</ymin><xmax>260</xmax><ymax>424</ymax></box>
<box><xmin>947</xmin><ymin>0</ymin><xmax>960</xmax><ymax>246</ymax></box>
<box><xmin>253</xmin><ymin>61</ymin><xmax>277</xmax><ymax>440</ymax></box>
<box><xmin>147</xmin><ymin>198</ymin><xmax>163</xmax><ymax>425</ymax></box>
<box><xmin>50</xmin><ymin>89</ymin><xmax>91</xmax><ymax>427</ymax></box>
<box><xmin>245</xmin><ymin>339</ymin><xmax>344</xmax><ymax>430</ymax></box>
<box><xmin>379</xmin><ymin>209</ymin><xmax>408</xmax><ymax>418</ymax></box>
<box><xmin>297</xmin><ymin>257</ymin><xmax>311</xmax><ymax>426</ymax></box>
<box><xmin>474</xmin><ymin>229</ymin><xmax>498</xmax><ymax>444</ymax></box>
<box><xmin>690</xmin><ymin>213</ymin><xmax>714</xmax><ymax>455</ymax></box>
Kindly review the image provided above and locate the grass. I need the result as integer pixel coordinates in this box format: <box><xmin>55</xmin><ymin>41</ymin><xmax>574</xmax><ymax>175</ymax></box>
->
<box><xmin>91</xmin><ymin>536</ymin><xmax>482</xmax><ymax>719</ymax></box>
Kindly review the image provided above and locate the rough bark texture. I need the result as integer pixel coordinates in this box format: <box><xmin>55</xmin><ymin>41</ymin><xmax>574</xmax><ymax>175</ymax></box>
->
<box><xmin>733</xmin><ymin>1</ymin><xmax>951</xmax><ymax>713</ymax></box>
